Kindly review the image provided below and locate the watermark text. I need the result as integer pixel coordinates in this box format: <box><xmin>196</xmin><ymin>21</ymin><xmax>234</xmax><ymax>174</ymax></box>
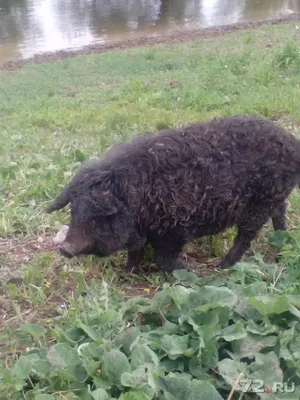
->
<box><xmin>240</xmin><ymin>378</ymin><xmax>295</xmax><ymax>394</ymax></box>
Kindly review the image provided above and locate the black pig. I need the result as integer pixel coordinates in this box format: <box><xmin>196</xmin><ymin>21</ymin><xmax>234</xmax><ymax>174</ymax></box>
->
<box><xmin>46</xmin><ymin>116</ymin><xmax>300</xmax><ymax>272</ymax></box>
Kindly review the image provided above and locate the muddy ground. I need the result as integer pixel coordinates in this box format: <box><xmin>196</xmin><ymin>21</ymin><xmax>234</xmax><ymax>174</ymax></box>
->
<box><xmin>1</xmin><ymin>13</ymin><xmax>300</xmax><ymax>70</ymax></box>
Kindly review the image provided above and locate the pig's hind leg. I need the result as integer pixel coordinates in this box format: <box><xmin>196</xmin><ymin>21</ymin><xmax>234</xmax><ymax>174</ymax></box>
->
<box><xmin>271</xmin><ymin>201</ymin><xmax>287</xmax><ymax>231</ymax></box>
<box><xmin>150</xmin><ymin>233</ymin><xmax>189</xmax><ymax>272</ymax></box>
<box><xmin>124</xmin><ymin>248</ymin><xmax>145</xmax><ymax>273</ymax></box>
<box><xmin>217</xmin><ymin>206</ymin><xmax>271</xmax><ymax>269</ymax></box>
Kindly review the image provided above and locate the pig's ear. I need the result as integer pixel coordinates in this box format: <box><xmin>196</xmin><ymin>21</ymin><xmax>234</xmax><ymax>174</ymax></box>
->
<box><xmin>45</xmin><ymin>186</ymin><xmax>71</xmax><ymax>213</ymax></box>
<box><xmin>89</xmin><ymin>190</ymin><xmax>119</xmax><ymax>217</ymax></box>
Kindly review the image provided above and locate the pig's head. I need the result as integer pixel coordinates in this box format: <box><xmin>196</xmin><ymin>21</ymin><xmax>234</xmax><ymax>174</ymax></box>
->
<box><xmin>46</xmin><ymin>186</ymin><xmax>145</xmax><ymax>258</ymax></box>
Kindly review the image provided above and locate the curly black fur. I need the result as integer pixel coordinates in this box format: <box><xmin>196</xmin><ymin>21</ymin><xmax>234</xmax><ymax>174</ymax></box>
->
<box><xmin>46</xmin><ymin>115</ymin><xmax>300</xmax><ymax>271</ymax></box>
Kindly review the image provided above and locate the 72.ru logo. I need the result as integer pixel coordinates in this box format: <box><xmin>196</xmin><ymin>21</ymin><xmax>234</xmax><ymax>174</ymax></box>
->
<box><xmin>240</xmin><ymin>378</ymin><xmax>295</xmax><ymax>394</ymax></box>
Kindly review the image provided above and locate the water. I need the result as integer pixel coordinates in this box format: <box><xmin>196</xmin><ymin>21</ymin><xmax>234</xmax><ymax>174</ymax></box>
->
<box><xmin>0</xmin><ymin>0</ymin><xmax>299</xmax><ymax>63</ymax></box>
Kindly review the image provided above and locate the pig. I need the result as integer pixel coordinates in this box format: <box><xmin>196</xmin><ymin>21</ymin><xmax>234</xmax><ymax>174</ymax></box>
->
<box><xmin>46</xmin><ymin>115</ymin><xmax>300</xmax><ymax>272</ymax></box>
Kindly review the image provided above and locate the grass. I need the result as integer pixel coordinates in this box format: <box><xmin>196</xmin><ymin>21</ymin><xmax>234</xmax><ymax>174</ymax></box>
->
<box><xmin>2</xmin><ymin>24</ymin><xmax>300</xmax><ymax>235</ymax></box>
<box><xmin>2</xmin><ymin>20</ymin><xmax>300</xmax><ymax>398</ymax></box>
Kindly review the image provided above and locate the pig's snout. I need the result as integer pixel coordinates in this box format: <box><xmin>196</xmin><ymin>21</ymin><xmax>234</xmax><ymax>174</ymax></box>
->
<box><xmin>59</xmin><ymin>242</ymin><xmax>75</xmax><ymax>258</ymax></box>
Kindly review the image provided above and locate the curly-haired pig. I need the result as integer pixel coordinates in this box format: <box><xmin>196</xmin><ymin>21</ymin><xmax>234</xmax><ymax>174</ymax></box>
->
<box><xmin>45</xmin><ymin>115</ymin><xmax>300</xmax><ymax>272</ymax></box>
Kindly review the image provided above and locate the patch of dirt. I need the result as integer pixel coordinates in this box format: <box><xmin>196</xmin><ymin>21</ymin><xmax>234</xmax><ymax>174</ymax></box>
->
<box><xmin>1</xmin><ymin>13</ymin><xmax>300</xmax><ymax>70</ymax></box>
<box><xmin>0</xmin><ymin>232</ymin><xmax>216</xmax><ymax>317</ymax></box>
<box><xmin>1</xmin><ymin>234</ymin><xmax>56</xmax><ymax>268</ymax></box>
<box><xmin>1</xmin><ymin>233</ymin><xmax>216</xmax><ymax>272</ymax></box>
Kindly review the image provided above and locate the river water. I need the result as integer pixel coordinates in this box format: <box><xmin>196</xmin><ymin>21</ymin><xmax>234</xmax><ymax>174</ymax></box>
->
<box><xmin>0</xmin><ymin>0</ymin><xmax>299</xmax><ymax>63</ymax></box>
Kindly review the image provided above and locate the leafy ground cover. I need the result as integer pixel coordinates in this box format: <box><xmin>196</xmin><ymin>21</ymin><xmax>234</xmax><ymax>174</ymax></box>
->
<box><xmin>2</xmin><ymin>263</ymin><xmax>300</xmax><ymax>399</ymax></box>
<box><xmin>1</xmin><ymin>19</ymin><xmax>300</xmax><ymax>399</ymax></box>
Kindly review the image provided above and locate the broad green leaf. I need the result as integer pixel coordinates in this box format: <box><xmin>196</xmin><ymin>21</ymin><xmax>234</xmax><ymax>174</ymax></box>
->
<box><xmin>182</xmin><ymin>309</ymin><xmax>222</xmax><ymax>338</ymax></box>
<box><xmin>201</xmin><ymin>339</ymin><xmax>219</xmax><ymax>369</ymax></box>
<box><xmin>114</xmin><ymin>327</ymin><xmax>140</xmax><ymax>355</ymax></box>
<box><xmin>168</xmin><ymin>285</ymin><xmax>193</xmax><ymax>308</ymax></box>
<box><xmin>233</xmin><ymin>297</ymin><xmax>264</xmax><ymax>321</ymax></box>
<box><xmin>189</xmin><ymin>357</ymin><xmax>209</xmax><ymax>379</ymax></box>
<box><xmin>91</xmin><ymin>388</ymin><xmax>111</xmax><ymax>400</ymax></box>
<box><xmin>131</xmin><ymin>344</ymin><xmax>159</xmax><ymax>369</ymax></box>
<box><xmin>247</xmin><ymin>320</ymin><xmax>279</xmax><ymax>336</ymax></box>
<box><xmin>102</xmin><ymin>350</ymin><xmax>131</xmax><ymax>385</ymax></box>
<box><xmin>79</xmin><ymin>324</ymin><xmax>100</xmax><ymax>342</ymax></box>
<box><xmin>35</xmin><ymin>395</ymin><xmax>56</xmax><ymax>400</ymax></box>
<box><xmin>201</xmin><ymin>286</ymin><xmax>237</xmax><ymax>307</ymax></box>
<box><xmin>121</xmin><ymin>372</ymin><xmax>140</xmax><ymax>388</ymax></box>
<box><xmin>120</xmin><ymin>365</ymin><xmax>157</xmax><ymax>396</ymax></box>
<box><xmin>279</xmin><ymin>326</ymin><xmax>296</xmax><ymax>346</ymax></box>
<box><xmin>220</xmin><ymin>321</ymin><xmax>247</xmax><ymax>341</ymax></box>
<box><xmin>249</xmin><ymin>352</ymin><xmax>283</xmax><ymax>386</ymax></box>
<box><xmin>234</xmin><ymin>282</ymin><xmax>268</xmax><ymax>297</ymax></box>
<box><xmin>232</xmin><ymin>334</ymin><xmax>278</xmax><ymax>359</ymax></box>
<box><xmin>47</xmin><ymin>343</ymin><xmax>81</xmax><ymax>368</ymax></box>
<box><xmin>248</xmin><ymin>295</ymin><xmax>290</xmax><ymax>316</ymax></box>
<box><xmin>120</xmin><ymin>366</ymin><xmax>150</xmax><ymax>389</ymax></box>
<box><xmin>157</xmin><ymin>373</ymin><xmax>191</xmax><ymax>399</ymax></box>
<box><xmin>217</xmin><ymin>359</ymin><xmax>248</xmax><ymax>386</ymax></box>
<box><xmin>148</xmin><ymin>321</ymin><xmax>179</xmax><ymax>337</ymax></box>
<box><xmin>31</xmin><ymin>359</ymin><xmax>50</xmax><ymax>378</ymax></box>
<box><xmin>188</xmin><ymin>308</ymin><xmax>219</xmax><ymax>326</ymax></box>
<box><xmin>68</xmin><ymin>364</ymin><xmax>89</xmax><ymax>382</ymax></box>
<box><xmin>160</xmin><ymin>335</ymin><xmax>189</xmax><ymax>359</ymax></box>
<box><xmin>93</xmin><ymin>376</ymin><xmax>112</xmax><ymax>390</ymax></box>
<box><xmin>160</xmin><ymin>358</ymin><xmax>183</xmax><ymax>373</ymax></box>
<box><xmin>195</xmin><ymin>274</ymin><xmax>227</xmax><ymax>288</ymax></box>
<box><xmin>122</xmin><ymin>297</ymin><xmax>153</xmax><ymax>316</ymax></box>
<box><xmin>82</xmin><ymin>358</ymin><xmax>101</xmax><ymax>376</ymax></box>
<box><xmin>183</xmin><ymin>348</ymin><xmax>195</xmax><ymax>358</ymax></box>
<box><xmin>187</xmin><ymin>380</ymin><xmax>223</xmax><ymax>400</ymax></box>
<box><xmin>78</xmin><ymin>342</ymin><xmax>106</xmax><ymax>360</ymax></box>
<box><xmin>288</xmin><ymin>304</ymin><xmax>300</xmax><ymax>318</ymax></box>
<box><xmin>12</xmin><ymin>354</ymin><xmax>40</xmax><ymax>380</ymax></box>
<box><xmin>272</xmin><ymin>388</ymin><xmax>300</xmax><ymax>400</ymax></box>
<box><xmin>172</xmin><ymin>270</ymin><xmax>200</xmax><ymax>286</ymax></box>
<box><xmin>279</xmin><ymin>344</ymin><xmax>293</xmax><ymax>362</ymax></box>
<box><xmin>138</xmin><ymin>386</ymin><xmax>156</xmax><ymax>399</ymax></box>
<box><xmin>287</xmin><ymin>295</ymin><xmax>300</xmax><ymax>309</ymax></box>
<box><xmin>188</xmin><ymin>286</ymin><xmax>237</xmax><ymax>310</ymax></box>
<box><xmin>55</xmin><ymin>327</ymin><xmax>86</xmax><ymax>344</ymax></box>
<box><xmin>289</xmin><ymin>335</ymin><xmax>300</xmax><ymax>359</ymax></box>
<box><xmin>267</xmin><ymin>230</ymin><xmax>291</xmax><ymax>249</ymax></box>
<box><xmin>19</xmin><ymin>323</ymin><xmax>47</xmax><ymax>338</ymax></box>
<box><xmin>196</xmin><ymin>323</ymin><xmax>221</xmax><ymax>341</ymax></box>
<box><xmin>119</xmin><ymin>392</ymin><xmax>150</xmax><ymax>400</ymax></box>
<box><xmin>62</xmin><ymin>395</ymin><xmax>81</xmax><ymax>400</ymax></box>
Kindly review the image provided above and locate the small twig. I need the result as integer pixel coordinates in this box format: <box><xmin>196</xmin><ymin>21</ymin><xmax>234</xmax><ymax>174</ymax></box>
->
<box><xmin>238</xmin><ymin>391</ymin><xmax>244</xmax><ymax>400</ymax></box>
<box><xmin>272</xmin><ymin>266</ymin><xmax>286</xmax><ymax>287</ymax></box>
<box><xmin>27</xmin><ymin>374</ymin><xmax>35</xmax><ymax>389</ymax></box>
<box><xmin>159</xmin><ymin>309</ymin><xmax>167</xmax><ymax>323</ymax></box>
<box><xmin>52</xmin><ymin>388</ymin><xmax>82</xmax><ymax>395</ymax></box>
<box><xmin>227</xmin><ymin>373</ymin><xmax>244</xmax><ymax>400</ymax></box>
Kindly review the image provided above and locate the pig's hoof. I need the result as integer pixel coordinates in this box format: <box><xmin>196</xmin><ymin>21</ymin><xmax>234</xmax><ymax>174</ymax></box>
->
<box><xmin>124</xmin><ymin>263</ymin><xmax>140</xmax><ymax>274</ymax></box>
<box><xmin>157</xmin><ymin>258</ymin><xmax>191</xmax><ymax>272</ymax></box>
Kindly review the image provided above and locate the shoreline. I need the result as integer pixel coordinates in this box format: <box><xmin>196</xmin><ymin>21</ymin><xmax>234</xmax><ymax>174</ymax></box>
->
<box><xmin>1</xmin><ymin>12</ymin><xmax>300</xmax><ymax>71</ymax></box>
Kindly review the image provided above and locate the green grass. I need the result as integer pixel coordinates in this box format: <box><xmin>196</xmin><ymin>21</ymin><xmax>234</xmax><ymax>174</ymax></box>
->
<box><xmin>1</xmin><ymin>22</ymin><xmax>300</xmax><ymax>236</ymax></box>
<box><xmin>2</xmin><ymin>21</ymin><xmax>300</xmax><ymax>398</ymax></box>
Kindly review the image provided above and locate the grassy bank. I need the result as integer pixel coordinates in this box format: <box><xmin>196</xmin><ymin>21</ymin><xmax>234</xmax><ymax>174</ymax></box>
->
<box><xmin>1</xmin><ymin>22</ymin><xmax>300</xmax><ymax>237</ymax></box>
<box><xmin>2</xmin><ymin>21</ymin><xmax>300</xmax><ymax>399</ymax></box>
